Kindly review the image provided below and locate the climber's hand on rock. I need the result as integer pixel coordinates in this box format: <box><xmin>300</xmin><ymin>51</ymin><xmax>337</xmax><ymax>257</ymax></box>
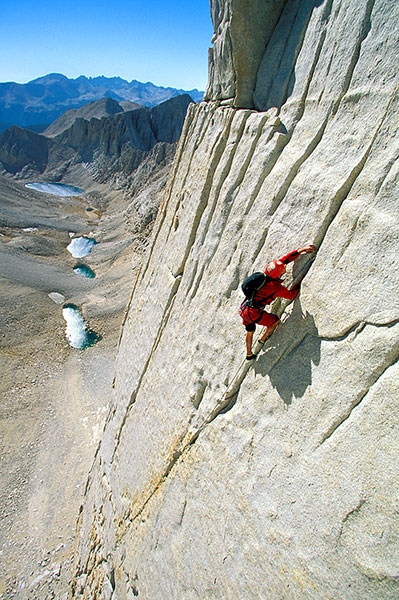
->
<box><xmin>299</xmin><ymin>244</ymin><xmax>316</xmax><ymax>254</ymax></box>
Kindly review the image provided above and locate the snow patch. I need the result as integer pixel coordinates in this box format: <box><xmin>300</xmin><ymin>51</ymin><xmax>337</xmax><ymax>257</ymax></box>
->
<box><xmin>67</xmin><ymin>236</ymin><xmax>96</xmax><ymax>258</ymax></box>
<box><xmin>62</xmin><ymin>304</ymin><xmax>99</xmax><ymax>349</ymax></box>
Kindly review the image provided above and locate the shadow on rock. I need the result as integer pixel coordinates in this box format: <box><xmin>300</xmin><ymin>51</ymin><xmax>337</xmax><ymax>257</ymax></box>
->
<box><xmin>254</xmin><ymin>300</ymin><xmax>320</xmax><ymax>405</ymax></box>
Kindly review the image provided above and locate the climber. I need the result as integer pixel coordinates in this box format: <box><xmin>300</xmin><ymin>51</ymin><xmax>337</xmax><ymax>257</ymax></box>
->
<box><xmin>239</xmin><ymin>244</ymin><xmax>316</xmax><ymax>360</ymax></box>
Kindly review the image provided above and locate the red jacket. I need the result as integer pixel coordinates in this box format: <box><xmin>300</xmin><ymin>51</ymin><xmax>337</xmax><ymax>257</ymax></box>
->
<box><xmin>240</xmin><ymin>249</ymin><xmax>300</xmax><ymax>325</ymax></box>
<box><xmin>257</xmin><ymin>248</ymin><xmax>301</xmax><ymax>303</ymax></box>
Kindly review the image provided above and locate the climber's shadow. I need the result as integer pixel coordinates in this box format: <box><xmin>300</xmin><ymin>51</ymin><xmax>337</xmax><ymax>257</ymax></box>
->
<box><xmin>254</xmin><ymin>299</ymin><xmax>320</xmax><ymax>405</ymax></box>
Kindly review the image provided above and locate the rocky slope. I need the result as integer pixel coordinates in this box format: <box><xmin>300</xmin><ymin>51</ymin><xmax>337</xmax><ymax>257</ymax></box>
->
<box><xmin>72</xmin><ymin>1</ymin><xmax>399</xmax><ymax>598</ymax></box>
<box><xmin>43</xmin><ymin>98</ymin><xmax>141</xmax><ymax>137</ymax></box>
<box><xmin>0</xmin><ymin>94</ymin><xmax>193</xmax><ymax>182</ymax></box>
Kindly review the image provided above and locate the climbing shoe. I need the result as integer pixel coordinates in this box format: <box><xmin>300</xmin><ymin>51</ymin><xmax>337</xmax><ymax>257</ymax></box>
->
<box><xmin>246</xmin><ymin>353</ymin><xmax>256</xmax><ymax>361</ymax></box>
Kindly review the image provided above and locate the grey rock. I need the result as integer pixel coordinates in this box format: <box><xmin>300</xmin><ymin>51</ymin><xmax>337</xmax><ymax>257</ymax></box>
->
<box><xmin>73</xmin><ymin>1</ymin><xmax>399</xmax><ymax>599</ymax></box>
<box><xmin>44</xmin><ymin>97</ymin><xmax>131</xmax><ymax>137</ymax></box>
<box><xmin>205</xmin><ymin>0</ymin><xmax>286</xmax><ymax>107</ymax></box>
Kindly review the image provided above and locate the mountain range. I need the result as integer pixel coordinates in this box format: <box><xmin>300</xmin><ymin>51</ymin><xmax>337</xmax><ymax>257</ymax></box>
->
<box><xmin>0</xmin><ymin>73</ymin><xmax>203</xmax><ymax>132</ymax></box>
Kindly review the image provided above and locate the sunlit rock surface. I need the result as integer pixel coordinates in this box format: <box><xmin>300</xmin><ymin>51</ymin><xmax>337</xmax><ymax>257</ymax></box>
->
<box><xmin>73</xmin><ymin>1</ymin><xmax>399</xmax><ymax>598</ymax></box>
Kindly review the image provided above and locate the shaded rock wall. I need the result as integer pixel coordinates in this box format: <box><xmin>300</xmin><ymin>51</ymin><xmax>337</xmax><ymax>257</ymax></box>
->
<box><xmin>0</xmin><ymin>94</ymin><xmax>193</xmax><ymax>180</ymax></box>
<box><xmin>205</xmin><ymin>0</ymin><xmax>286</xmax><ymax>107</ymax></box>
<box><xmin>43</xmin><ymin>97</ymin><xmax>131</xmax><ymax>138</ymax></box>
<box><xmin>73</xmin><ymin>0</ymin><xmax>399</xmax><ymax>598</ymax></box>
<box><xmin>0</xmin><ymin>126</ymin><xmax>48</xmax><ymax>174</ymax></box>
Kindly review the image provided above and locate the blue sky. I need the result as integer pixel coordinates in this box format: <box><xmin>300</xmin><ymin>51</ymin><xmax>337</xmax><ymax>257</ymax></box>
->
<box><xmin>1</xmin><ymin>0</ymin><xmax>213</xmax><ymax>90</ymax></box>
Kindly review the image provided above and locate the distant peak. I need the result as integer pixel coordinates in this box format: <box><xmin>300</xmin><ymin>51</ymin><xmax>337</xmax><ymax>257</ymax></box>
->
<box><xmin>31</xmin><ymin>73</ymin><xmax>69</xmax><ymax>84</ymax></box>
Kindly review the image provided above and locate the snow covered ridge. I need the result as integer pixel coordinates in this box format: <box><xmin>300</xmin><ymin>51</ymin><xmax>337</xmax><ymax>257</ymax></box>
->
<box><xmin>25</xmin><ymin>182</ymin><xmax>84</xmax><ymax>196</ymax></box>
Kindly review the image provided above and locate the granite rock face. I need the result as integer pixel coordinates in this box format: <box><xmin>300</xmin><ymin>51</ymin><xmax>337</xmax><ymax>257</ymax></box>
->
<box><xmin>73</xmin><ymin>1</ymin><xmax>399</xmax><ymax>598</ymax></box>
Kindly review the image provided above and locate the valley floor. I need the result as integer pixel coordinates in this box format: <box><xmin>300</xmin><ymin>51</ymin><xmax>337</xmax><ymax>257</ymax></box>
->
<box><xmin>0</xmin><ymin>172</ymin><xmax>143</xmax><ymax>599</ymax></box>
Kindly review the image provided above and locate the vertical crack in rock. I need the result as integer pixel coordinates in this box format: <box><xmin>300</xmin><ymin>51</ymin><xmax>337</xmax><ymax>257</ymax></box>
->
<box><xmin>171</xmin><ymin>109</ymin><xmax>236</xmax><ymax>278</ymax></box>
<box><xmin>115</xmin><ymin>425</ymin><xmax>196</xmax><ymax>542</ymax></box>
<box><xmin>109</xmin><ymin>107</ymin><xmax>236</xmax><ymax>462</ymax></box>
<box><xmin>373</xmin><ymin>142</ymin><xmax>399</xmax><ymax>198</ymax></box>
<box><xmin>188</xmin><ymin>110</ymin><xmax>251</xmax><ymax>299</ymax></box>
<box><xmin>268</xmin><ymin>115</ymin><xmax>330</xmax><ymax>217</ymax></box>
<box><xmin>104</xmin><ymin>108</ymin><xmax>238</xmax><ymax>492</ymax></box>
<box><xmin>150</xmin><ymin>273</ymin><xmax>183</xmax><ymax>356</ymax></box>
<box><xmin>73</xmin><ymin>466</ymin><xmax>118</xmax><ymax>593</ymax></box>
<box><xmin>243</xmin><ymin>124</ymin><xmax>289</xmax><ymax>217</ymax></box>
<box><xmin>118</xmin><ymin>267</ymin><xmax>142</xmax><ymax>349</ymax></box>
<box><xmin>177</xmin><ymin>498</ymin><xmax>187</xmax><ymax>527</ymax></box>
<box><xmin>247</xmin><ymin>110</ymin><xmax>329</xmax><ymax>259</ymax></box>
<box><xmin>166</xmin><ymin>104</ymin><xmax>220</xmax><ymax>245</ymax></box>
<box><xmin>188</xmin><ymin>110</ymin><xmax>257</xmax><ymax>299</ymax></box>
<box><xmin>104</xmin><ymin>109</ymin><xmax>238</xmax><ymax>484</ymax></box>
<box><xmin>247</xmin><ymin>4</ymin><xmax>334</xmax><ymax>218</ymax></box>
<box><xmin>294</xmin><ymin>24</ymin><xmax>328</xmax><ymax>122</ymax></box>
<box><xmin>254</xmin><ymin>0</ymin><xmax>334</xmax><ymax>112</ymax></box>
<box><xmin>141</xmin><ymin>103</ymin><xmax>203</xmax><ymax>279</ymax></box>
<box><xmin>277</xmin><ymin>0</ymin><xmax>319</xmax><ymax>110</ymax></box>
<box><xmin>199</xmin><ymin>113</ymin><xmax>273</xmax><ymax>275</ymax></box>
<box><xmin>254</xmin><ymin>0</ymin><xmax>335</xmax><ymax>108</ymax></box>
<box><xmin>228</xmin><ymin>113</ymin><xmax>271</xmax><ymax>190</ymax></box>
